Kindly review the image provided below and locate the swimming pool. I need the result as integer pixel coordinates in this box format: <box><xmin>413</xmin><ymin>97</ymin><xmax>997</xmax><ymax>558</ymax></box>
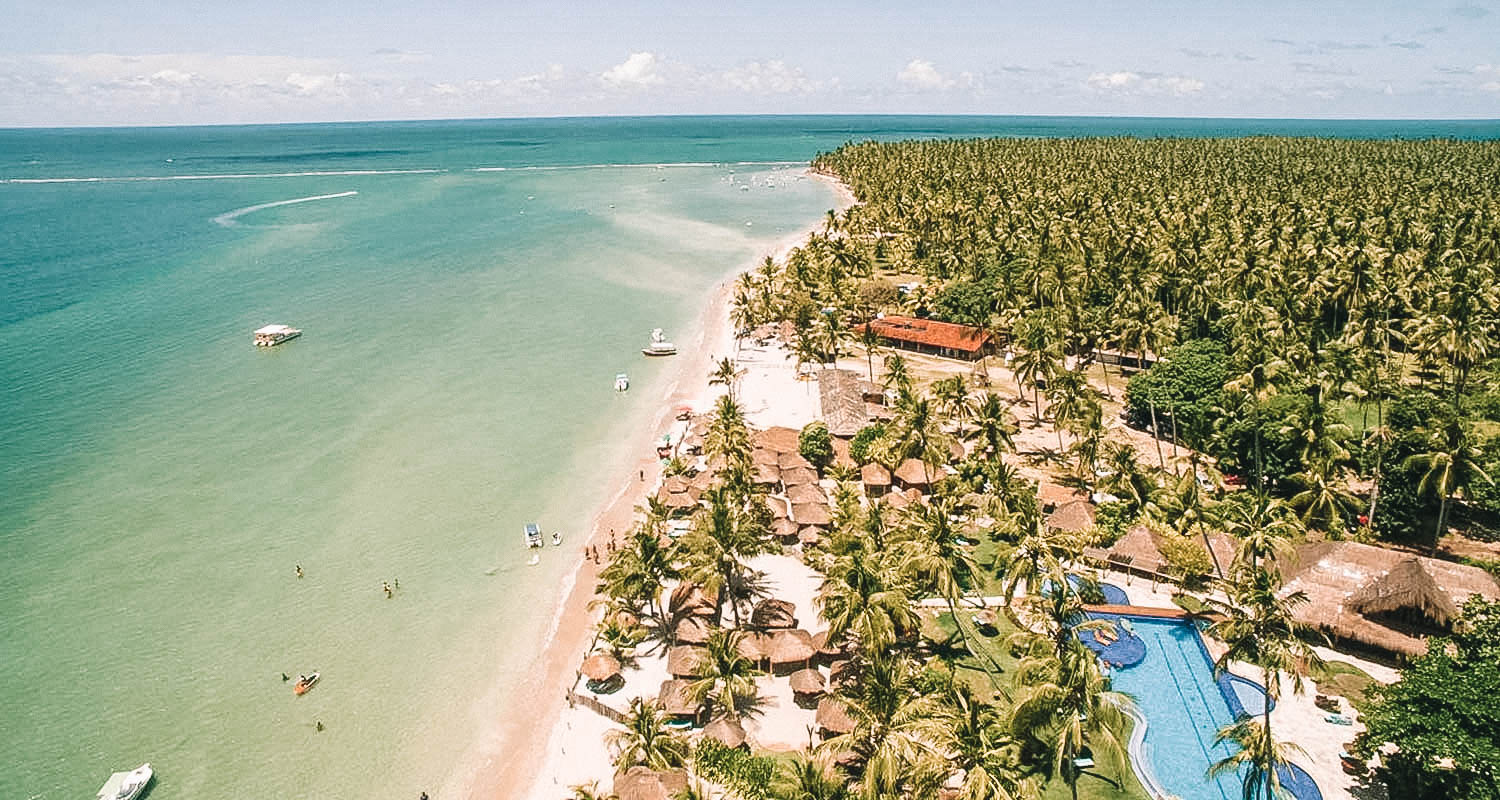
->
<box><xmin>1095</xmin><ymin>614</ymin><xmax>1321</xmax><ymax>800</ymax></box>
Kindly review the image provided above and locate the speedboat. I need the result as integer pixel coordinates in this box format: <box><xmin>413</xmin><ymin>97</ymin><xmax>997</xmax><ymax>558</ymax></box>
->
<box><xmin>97</xmin><ymin>763</ymin><xmax>153</xmax><ymax>800</ymax></box>
<box><xmin>614</xmin><ymin>373</ymin><xmax>630</xmax><ymax>392</ymax></box>
<box><xmin>524</xmin><ymin>522</ymin><xmax>543</xmax><ymax>548</ymax></box>
<box><xmin>293</xmin><ymin>672</ymin><xmax>320</xmax><ymax>696</ymax></box>
<box><xmin>642</xmin><ymin>329</ymin><xmax>677</xmax><ymax>357</ymax></box>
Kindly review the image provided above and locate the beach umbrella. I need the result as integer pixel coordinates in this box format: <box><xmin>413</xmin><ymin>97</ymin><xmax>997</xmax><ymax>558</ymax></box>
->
<box><xmin>792</xmin><ymin>503</ymin><xmax>832</xmax><ymax>527</ymax></box>
<box><xmin>656</xmin><ymin>679</ymin><xmax>699</xmax><ymax>717</ymax></box>
<box><xmin>675</xmin><ymin>615</ymin><xmax>712</xmax><ymax>645</ymax></box>
<box><xmin>614</xmin><ymin>766</ymin><xmax>689</xmax><ymax>800</ymax></box>
<box><xmin>702</xmin><ymin>717</ymin><xmax>748</xmax><ymax>749</ymax></box>
<box><xmin>768</xmin><ymin>629</ymin><xmax>815</xmax><ymax>665</ymax></box>
<box><xmin>750</xmin><ymin>598</ymin><xmax>798</xmax><ymax>629</ymax></box>
<box><xmin>666</xmin><ymin>645</ymin><xmax>708</xmax><ymax>677</ymax></box>
<box><xmin>815</xmin><ymin>696</ymin><xmax>856</xmax><ymax>735</ymax></box>
<box><xmin>581</xmin><ymin>653</ymin><xmax>622</xmax><ymax>682</ymax></box>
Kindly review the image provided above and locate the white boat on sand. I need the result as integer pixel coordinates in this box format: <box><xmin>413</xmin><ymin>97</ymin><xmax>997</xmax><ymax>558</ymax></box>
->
<box><xmin>97</xmin><ymin>763</ymin><xmax>152</xmax><ymax>800</ymax></box>
<box><xmin>642</xmin><ymin>328</ymin><xmax>677</xmax><ymax>357</ymax></box>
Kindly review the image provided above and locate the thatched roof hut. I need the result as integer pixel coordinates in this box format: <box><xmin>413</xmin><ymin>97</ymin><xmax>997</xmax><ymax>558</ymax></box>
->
<box><xmin>666</xmin><ymin>645</ymin><xmax>707</xmax><ymax>677</ymax></box>
<box><xmin>751</xmin><ymin>598</ymin><xmax>798</xmax><ymax>629</ymax></box>
<box><xmin>661</xmin><ymin>475</ymin><xmax>691</xmax><ymax>495</ymax></box>
<box><xmin>768</xmin><ymin>629</ymin><xmax>816</xmax><ymax>666</ymax></box>
<box><xmin>893</xmin><ymin>458</ymin><xmax>931</xmax><ymax>489</ymax></box>
<box><xmin>702</xmin><ymin>717</ymin><xmax>748</xmax><ymax>749</ymax></box>
<box><xmin>669</xmin><ymin>583</ymin><xmax>717</xmax><ymax>617</ymax></box>
<box><xmin>787</xmin><ymin>483</ymin><xmax>828</xmax><ymax>506</ymax></box>
<box><xmin>1046</xmin><ymin>499</ymin><xmax>1096</xmax><ymax>533</ymax></box>
<box><xmin>753</xmin><ymin>462</ymin><xmax>782</xmax><ymax>486</ymax></box>
<box><xmin>790</xmin><ymin>667</ymin><xmax>826</xmax><ymax>695</ymax></box>
<box><xmin>828</xmin><ymin>659</ymin><xmax>855</xmax><ymax>688</ymax></box>
<box><xmin>657</xmin><ymin>489</ymin><xmax>698</xmax><ymax>512</ymax></box>
<box><xmin>792</xmin><ymin>502</ymin><xmax>832</xmax><ymax>527</ymax></box>
<box><xmin>1102</xmin><ymin>524</ymin><xmax>1166</xmax><ymax>574</ymax></box>
<box><xmin>779</xmin><ymin>451</ymin><xmax>815</xmax><ymax>472</ymax></box>
<box><xmin>861</xmin><ymin>462</ymin><xmax>892</xmax><ymax>489</ymax></box>
<box><xmin>815</xmin><ymin>696</ymin><xmax>856</xmax><ymax>735</ymax></box>
<box><xmin>1347</xmin><ymin>557</ymin><xmax>1462</xmax><ymax>627</ymax></box>
<box><xmin>581</xmin><ymin>652</ymin><xmax>622</xmax><ymax>681</ymax></box>
<box><xmin>884</xmin><ymin>490</ymin><xmax>911</xmax><ymax>509</ymax></box>
<box><xmin>754</xmin><ymin>426</ymin><xmax>802</xmax><ymax>454</ymax></box>
<box><xmin>810</xmin><ymin>630</ymin><xmax>845</xmax><ymax>657</ymax></box>
<box><xmin>765</xmin><ymin>495</ymin><xmax>791</xmax><ymax>520</ymax></box>
<box><xmin>818</xmin><ymin>368</ymin><xmax>871</xmax><ymax>437</ymax></box>
<box><xmin>675</xmin><ymin>615</ymin><xmax>712</xmax><ymax>645</ymax></box>
<box><xmin>781</xmin><ymin>466</ymin><xmax>820</xmax><ymax>486</ymax></box>
<box><xmin>798</xmin><ymin>526</ymin><xmax>824</xmax><ymax>546</ymax></box>
<box><xmin>614</xmin><ymin>767</ymin><xmax>689</xmax><ymax>800</ymax></box>
<box><xmin>657</xmin><ymin>679</ymin><xmax>699</xmax><ymax>716</ymax></box>
<box><xmin>736</xmin><ymin>631</ymin><xmax>769</xmax><ymax>662</ymax></box>
<box><xmin>773</xmin><ymin>517</ymin><xmax>800</xmax><ymax>542</ymax></box>
<box><xmin>613</xmin><ymin>609</ymin><xmax>640</xmax><ymax>629</ymax></box>
<box><xmin>1282</xmin><ymin>540</ymin><xmax>1500</xmax><ymax>657</ymax></box>
<box><xmin>752</xmin><ymin>447</ymin><xmax>781</xmax><ymax>467</ymax></box>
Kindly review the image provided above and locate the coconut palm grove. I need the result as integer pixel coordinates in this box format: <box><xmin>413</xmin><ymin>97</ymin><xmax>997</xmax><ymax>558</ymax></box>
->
<box><xmin>579</xmin><ymin>137</ymin><xmax>1500</xmax><ymax>800</ymax></box>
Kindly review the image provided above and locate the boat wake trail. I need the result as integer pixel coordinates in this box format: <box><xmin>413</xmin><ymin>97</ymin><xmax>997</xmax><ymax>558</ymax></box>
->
<box><xmin>212</xmin><ymin>191</ymin><xmax>359</xmax><ymax>227</ymax></box>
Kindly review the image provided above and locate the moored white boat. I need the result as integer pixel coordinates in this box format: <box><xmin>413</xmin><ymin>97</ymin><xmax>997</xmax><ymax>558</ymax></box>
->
<box><xmin>253</xmin><ymin>324</ymin><xmax>302</xmax><ymax>347</ymax></box>
<box><xmin>96</xmin><ymin>762</ymin><xmax>152</xmax><ymax>800</ymax></box>
<box><xmin>524</xmin><ymin>522</ymin><xmax>543</xmax><ymax>548</ymax></box>
<box><xmin>642</xmin><ymin>328</ymin><xmax>677</xmax><ymax>357</ymax></box>
<box><xmin>614</xmin><ymin>373</ymin><xmax>630</xmax><ymax>391</ymax></box>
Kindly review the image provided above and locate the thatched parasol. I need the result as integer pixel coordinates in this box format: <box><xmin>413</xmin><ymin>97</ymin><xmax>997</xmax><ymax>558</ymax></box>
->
<box><xmin>792</xmin><ymin>502</ymin><xmax>832</xmax><ymax>527</ymax></box>
<box><xmin>798</xmin><ymin>526</ymin><xmax>824</xmax><ymax>546</ymax></box>
<box><xmin>736</xmin><ymin>631</ymin><xmax>768</xmax><ymax>661</ymax></box>
<box><xmin>1347</xmin><ymin>557</ymin><xmax>1463</xmax><ymax>628</ymax></box>
<box><xmin>815</xmin><ymin>696</ymin><xmax>856</xmax><ymax>734</ymax></box>
<box><xmin>828</xmin><ymin>659</ymin><xmax>855</xmax><ymax>687</ymax></box>
<box><xmin>675</xmin><ymin>615</ymin><xmax>712</xmax><ymax>645</ymax></box>
<box><xmin>581</xmin><ymin>652</ymin><xmax>622</xmax><ymax>681</ymax></box>
<box><xmin>768</xmin><ymin>629</ymin><xmax>816</xmax><ymax>665</ymax></box>
<box><xmin>810</xmin><ymin>630</ymin><xmax>844</xmax><ymax>657</ymax></box>
<box><xmin>754</xmin><ymin>426</ymin><xmax>802</xmax><ymax>454</ymax></box>
<box><xmin>860</xmin><ymin>462</ymin><xmax>892</xmax><ymax>488</ymax></box>
<box><xmin>702</xmin><ymin>716</ymin><xmax>748</xmax><ymax>749</ymax></box>
<box><xmin>884</xmin><ymin>490</ymin><xmax>910</xmax><ymax>509</ymax></box>
<box><xmin>666</xmin><ymin>645</ymin><xmax>707</xmax><ymax>677</ymax></box>
<box><xmin>781</xmin><ymin>466</ymin><xmax>820</xmax><ymax>486</ymax></box>
<box><xmin>790</xmin><ymin>667</ymin><xmax>826</xmax><ymax>695</ymax></box>
<box><xmin>614</xmin><ymin>767</ymin><xmax>689</xmax><ymax>800</ymax></box>
<box><xmin>893</xmin><ymin>458</ymin><xmax>930</xmax><ymax>487</ymax></box>
<box><xmin>773</xmin><ymin>518</ymin><xmax>800</xmax><ymax>541</ymax></box>
<box><xmin>751</xmin><ymin>598</ymin><xmax>798</xmax><ymax>629</ymax></box>
<box><xmin>787</xmin><ymin>483</ymin><xmax>828</xmax><ymax>505</ymax></box>
<box><xmin>657</xmin><ymin>679</ymin><xmax>699</xmax><ymax>716</ymax></box>
<box><xmin>1046</xmin><ymin>499</ymin><xmax>1096</xmax><ymax>533</ymax></box>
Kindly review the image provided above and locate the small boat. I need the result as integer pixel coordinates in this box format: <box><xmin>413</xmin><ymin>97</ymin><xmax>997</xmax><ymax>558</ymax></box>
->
<box><xmin>524</xmin><ymin>522</ymin><xmax>543</xmax><ymax>549</ymax></box>
<box><xmin>642</xmin><ymin>329</ymin><xmax>677</xmax><ymax>357</ymax></box>
<box><xmin>614</xmin><ymin>373</ymin><xmax>630</xmax><ymax>392</ymax></box>
<box><xmin>97</xmin><ymin>763</ymin><xmax>153</xmax><ymax>800</ymax></box>
<box><xmin>551</xmin><ymin>532</ymin><xmax>562</xmax><ymax>547</ymax></box>
<box><xmin>293</xmin><ymin>672</ymin><xmax>320</xmax><ymax>696</ymax></box>
<box><xmin>253</xmin><ymin>324</ymin><xmax>302</xmax><ymax>347</ymax></box>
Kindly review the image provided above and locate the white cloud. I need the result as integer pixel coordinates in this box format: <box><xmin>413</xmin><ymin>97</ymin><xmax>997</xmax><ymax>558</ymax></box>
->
<box><xmin>718</xmin><ymin>60</ymin><xmax>820</xmax><ymax>95</ymax></box>
<box><xmin>896</xmin><ymin>59</ymin><xmax>975</xmax><ymax>91</ymax></box>
<box><xmin>601</xmin><ymin>52</ymin><xmax>663</xmax><ymax>89</ymax></box>
<box><xmin>1482</xmin><ymin>81</ymin><xmax>1500</xmax><ymax>92</ymax></box>
<box><xmin>373</xmin><ymin>48</ymin><xmax>431</xmax><ymax>64</ymax></box>
<box><xmin>1087</xmin><ymin>71</ymin><xmax>1204</xmax><ymax>95</ymax></box>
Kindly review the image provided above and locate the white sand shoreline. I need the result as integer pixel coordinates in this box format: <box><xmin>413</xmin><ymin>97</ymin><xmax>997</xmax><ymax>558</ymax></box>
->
<box><xmin>446</xmin><ymin>168</ymin><xmax>853</xmax><ymax>799</ymax></box>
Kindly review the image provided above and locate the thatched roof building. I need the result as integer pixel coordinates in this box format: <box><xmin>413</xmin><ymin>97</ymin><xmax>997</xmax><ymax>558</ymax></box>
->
<box><xmin>798</xmin><ymin>526</ymin><xmax>823</xmax><ymax>546</ymax></box>
<box><xmin>666</xmin><ymin>645</ymin><xmax>707</xmax><ymax>677</ymax></box>
<box><xmin>736</xmin><ymin>631</ymin><xmax>769</xmax><ymax>662</ymax></box>
<box><xmin>1046</xmin><ymin>499</ymin><xmax>1096</xmax><ymax>533</ymax></box>
<box><xmin>830</xmin><ymin>436</ymin><xmax>857</xmax><ymax>469</ymax></box>
<box><xmin>815</xmin><ymin>696</ymin><xmax>857</xmax><ymax>735</ymax></box>
<box><xmin>669</xmin><ymin>583</ymin><xmax>717</xmax><ymax>617</ymax></box>
<box><xmin>675</xmin><ymin>615</ymin><xmax>712</xmax><ymax>645</ymax></box>
<box><xmin>792</xmin><ymin>502</ymin><xmax>832</xmax><ymax>527</ymax></box>
<box><xmin>753</xmin><ymin>462</ymin><xmax>782</xmax><ymax>486</ymax></box>
<box><xmin>787</xmin><ymin>483</ymin><xmax>828</xmax><ymax>506</ymax></box>
<box><xmin>752</xmin><ymin>447</ymin><xmax>781</xmax><ymax>467</ymax></box>
<box><xmin>754</xmin><ymin>426</ymin><xmax>801</xmax><ymax>454</ymax></box>
<box><xmin>893</xmin><ymin>458</ymin><xmax>931</xmax><ymax>489</ymax></box>
<box><xmin>861</xmin><ymin>462</ymin><xmax>892</xmax><ymax>492</ymax></box>
<box><xmin>1282</xmin><ymin>541</ymin><xmax>1500</xmax><ymax>657</ymax></box>
<box><xmin>818</xmin><ymin>368</ymin><xmax>871</xmax><ymax>437</ymax></box>
<box><xmin>773</xmin><ymin>517</ymin><xmax>800</xmax><ymax>543</ymax></box>
<box><xmin>581</xmin><ymin>652</ymin><xmax>622</xmax><ymax>681</ymax></box>
<box><xmin>702</xmin><ymin>717</ymin><xmax>748</xmax><ymax>749</ymax></box>
<box><xmin>768</xmin><ymin>629</ymin><xmax>816</xmax><ymax>666</ymax></box>
<box><xmin>1038</xmin><ymin>481</ymin><xmax>1084</xmax><ymax>511</ymax></box>
<box><xmin>779</xmin><ymin>451</ymin><xmax>815</xmax><ymax>472</ymax></box>
<box><xmin>751</xmin><ymin>598</ymin><xmax>798</xmax><ymax>629</ymax></box>
<box><xmin>790</xmin><ymin>667</ymin><xmax>826</xmax><ymax>695</ymax></box>
<box><xmin>614</xmin><ymin>767</ymin><xmax>689</xmax><ymax>800</ymax></box>
<box><xmin>781</xmin><ymin>466</ymin><xmax>820</xmax><ymax>486</ymax></box>
<box><xmin>657</xmin><ymin>679</ymin><xmax>699</xmax><ymax>717</ymax></box>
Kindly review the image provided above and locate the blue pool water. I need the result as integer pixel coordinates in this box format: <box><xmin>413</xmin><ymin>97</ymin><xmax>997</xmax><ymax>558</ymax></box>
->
<box><xmin>1099</xmin><ymin>615</ymin><xmax>1319</xmax><ymax>800</ymax></box>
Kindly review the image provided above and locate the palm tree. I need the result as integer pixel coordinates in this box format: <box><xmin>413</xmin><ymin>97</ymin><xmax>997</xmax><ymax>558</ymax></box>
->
<box><xmin>568</xmin><ymin>781</ymin><xmax>619</xmax><ymax>800</ymax></box>
<box><xmin>938</xmin><ymin>686</ymin><xmax>1040</xmax><ymax>800</ymax></box>
<box><xmin>1403</xmin><ymin>417</ymin><xmax>1494</xmax><ymax>548</ymax></box>
<box><xmin>882</xmin><ymin>353</ymin><xmax>912</xmax><ymax>399</ymax></box>
<box><xmin>932</xmin><ymin>374</ymin><xmax>975</xmax><ymax>437</ymax></box>
<box><xmin>681</xmin><ymin>486</ymin><xmax>774</xmax><ymax>627</ymax></box>
<box><xmin>606</xmin><ymin>698</ymin><xmax>689</xmax><ymax>770</ymax></box>
<box><xmin>708</xmin><ymin>357</ymin><xmax>742</xmax><ymax>402</ymax></box>
<box><xmin>705</xmin><ymin>395</ymin><xmax>754</xmax><ymax>479</ymax></box>
<box><xmin>998</xmin><ymin>510</ymin><xmax>1077</xmax><ymax>603</ymax></box>
<box><xmin>968</xmin><ymin>392</ymin><xmax>1018</xmax><ymax>461</ymax></box>
<box><xmin>877</xmin><ymin>392</ymin><xmax>953</xmax><ymax>487</ymax></box>
<box><xmin>596</xmin><ymin>528</ymin><xmax>680</xmax><ymax>621</ymax></box>
<box><xmin>816</xmin><ymin>654</ymin><xmax>947</xmax><ymax>800</ymax></box>
<box><xmin>1287</xmin><ymin>460</ymin><xmax>1359</xmax><ymax>535</ymax></box>
<box><xmin>688</xmin><ymin>628</ymin><xmax>763</xmax><ymax>720</ymax></box>
<box><xmin>769</xmin><ymin>752</ymin><xmax>851</xmax><ymax>800</ymax></box>
<box><xmin>1011</xmin><ymin>639</ymin><xmax>1130</xmax><ymax>800</ymax></box>
<box><xmin>1220</xmin><ymin>492</ymin><xmax>1302</xmax><ymax>573</ymax></box>
<box><xmin>817</xmin><ymin>550</ymin><xmax>918</xmax><ymax>653</ymax></box>
<box><xmin>899</xmin><ymin>498</ymin><xmax>1004</xmax><ymax>684</ymax></box>
<box><xmin>1207</xmin><ymin>718</ymin><xmax>1309</xmax><ymax>800</ymax></box>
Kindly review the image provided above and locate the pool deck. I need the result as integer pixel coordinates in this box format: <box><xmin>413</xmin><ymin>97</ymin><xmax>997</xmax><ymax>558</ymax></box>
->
<box><xmin>1072</xmin><ymin>564</ymin><xmax>1395</xmax><ymax>800</ymax></box>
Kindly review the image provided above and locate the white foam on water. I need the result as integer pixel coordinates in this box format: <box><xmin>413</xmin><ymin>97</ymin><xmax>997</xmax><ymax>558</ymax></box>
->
<box><xmin>212</xmin><ymin>190</ymin><xmax>359</xmax><ymax>227</ymax></box>
<box><xmin>1</xmin><ymin>169</ymin><xmax>442</xmax><ymax>184</ymax></box>
<box><xmin>466</xmin><ymin>160</ymin><xmax>801</xmax><ymax>172</ymax></box>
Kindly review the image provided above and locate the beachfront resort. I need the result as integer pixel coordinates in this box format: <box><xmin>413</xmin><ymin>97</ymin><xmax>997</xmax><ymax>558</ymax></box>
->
<box><xmin>537</xmin><ymin>138</ymin><xmax>1500</xmax><ymax>800</ymax></box>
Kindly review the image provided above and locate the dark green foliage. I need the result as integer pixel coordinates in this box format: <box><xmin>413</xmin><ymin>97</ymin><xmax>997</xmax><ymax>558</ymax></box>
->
<box><xmin>1358</xmin><ymin>597</ymin><xmax>1500</xmax><ymax>800</ymax></box>
<box><xmin>799</xmin><ymin>421</ymin><xmax>834</xmax><ymax>473</ymax></box>
<box><xmin>849</xmin><ymin>422</ymin><xmax>886</xmax><ymax>465</ymax></box>
<box><xmin>930</xmin><ymin>279</ymin><xmax>995</xmax><ymax>327</ymax></box>
<box><xmin>1092</xmin><ymin>501</ymin><xmax>1132</xmax><ymax>541</ymax></box>
<box><xmin>1124</xmin><ymin>339</ymin><xmax>1230</xmax><ymax>449</ymax></box>
<box><xmin>1215</xmin><ymin>393</ymin><xmax>1312</xmax><ymax>490</ymax></box>
<box><xmin>693</xmin><ymin>738</ymin><xmax>775</xmax><ymax>800</ymax></box>
<box><xmin>1375</xmin><ymin>391</ymin><xmax>1453</xmax><ymax>544</ymax></box>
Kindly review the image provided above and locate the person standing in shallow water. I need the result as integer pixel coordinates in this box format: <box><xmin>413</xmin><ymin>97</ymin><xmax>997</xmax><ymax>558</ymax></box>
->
<box><xmin>382</xmin><ymin>581</ymin><xmax>392</xmax><ymax>598</ymax></box>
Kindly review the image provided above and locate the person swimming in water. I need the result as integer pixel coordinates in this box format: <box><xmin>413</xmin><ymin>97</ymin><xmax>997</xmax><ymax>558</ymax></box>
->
<box><xmin>295</xmin><ymin>564</ymin><xmax>303</xmax><ymax>578</ymax></box>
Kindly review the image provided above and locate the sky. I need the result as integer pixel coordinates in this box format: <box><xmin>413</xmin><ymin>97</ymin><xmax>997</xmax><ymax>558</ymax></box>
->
<box><xmin>1</xmin><ymin>0</ymin><xmax>1497</xmax><ymax>126</ymax></box>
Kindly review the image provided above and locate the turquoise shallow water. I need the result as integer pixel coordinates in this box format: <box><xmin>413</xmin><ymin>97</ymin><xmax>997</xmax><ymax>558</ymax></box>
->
<box><xmin>3</xmin><ymin>116</ymin><xmax>1497</xmax><ymax>800</ymax></box>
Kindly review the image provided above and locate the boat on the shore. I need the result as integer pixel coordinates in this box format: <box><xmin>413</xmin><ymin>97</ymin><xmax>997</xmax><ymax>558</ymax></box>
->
<box><xmin>96</xmin><ymin>763</ymin><xmax>153</xmax><ymax>800</ymax></box>
<box><xmin>615</xmin><ymin>373</ymin><xmax>630</xmax><ymax>392</ymax></box>
<box><xmin>293</xmin><ymin>672</ymin><xmax>319</xmax><ymax>696</ymax></box>
<box><xmin>253</xmin><ymin>324</ymin><xmax>302</xmax><ymax>347</ymax></box>
<box><xmin>642</xmin><ymin>328</ymin><xmax>677</xmax><ymax>357</ymax></box>
<box><xmin>551</xmin><ymin>531</ymin><xmax>562</xmax><ymax>546</ymax></box>
<box><xmin>524</xmin><ymin>522</ymin><xmax>543</xmax><ymax>549</ymax></box>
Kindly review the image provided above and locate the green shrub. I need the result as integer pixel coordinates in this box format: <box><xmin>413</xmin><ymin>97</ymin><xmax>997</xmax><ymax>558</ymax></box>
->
<box><xmin>798</xmin><ymin>421</ymin><xmax>834</xmax><ymax>473</ymax></box>
<box><xmin>849</xmin><ymin>422</ymin><xmax>887</xmax><ymax>465</ymax></box>
<box><xmin>693</xmin><ymin>738</ymin><xmax>774</xmax><ymax>800</ymax></box>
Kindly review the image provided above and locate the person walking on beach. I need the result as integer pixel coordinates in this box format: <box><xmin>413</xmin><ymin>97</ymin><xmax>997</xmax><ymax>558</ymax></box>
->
<box><xmin>295</xmin><ymin>564</ymin><xmax>303</xmax><ymax>578</ymax></box>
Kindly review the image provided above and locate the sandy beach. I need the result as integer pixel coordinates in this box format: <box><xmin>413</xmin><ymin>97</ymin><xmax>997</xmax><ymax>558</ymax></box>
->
<box><xmin>445</xmin><ymin>169</ymin><xmax>854</xmax><ymax>800</ymax></box>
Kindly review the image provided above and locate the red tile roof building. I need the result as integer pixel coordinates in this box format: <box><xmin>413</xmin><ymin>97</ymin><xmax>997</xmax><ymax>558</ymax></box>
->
<box><xmin>855</xmin><ymin>315</ymin><xmax>994</xmax><ymax>360</ymax></box>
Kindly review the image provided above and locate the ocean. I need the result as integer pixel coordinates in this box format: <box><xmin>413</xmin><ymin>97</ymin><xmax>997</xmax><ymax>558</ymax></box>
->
<box><xmin>2</xmin><ymin>115</ymin><xmax>1498</xmax><ymax>800</ymax></box>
